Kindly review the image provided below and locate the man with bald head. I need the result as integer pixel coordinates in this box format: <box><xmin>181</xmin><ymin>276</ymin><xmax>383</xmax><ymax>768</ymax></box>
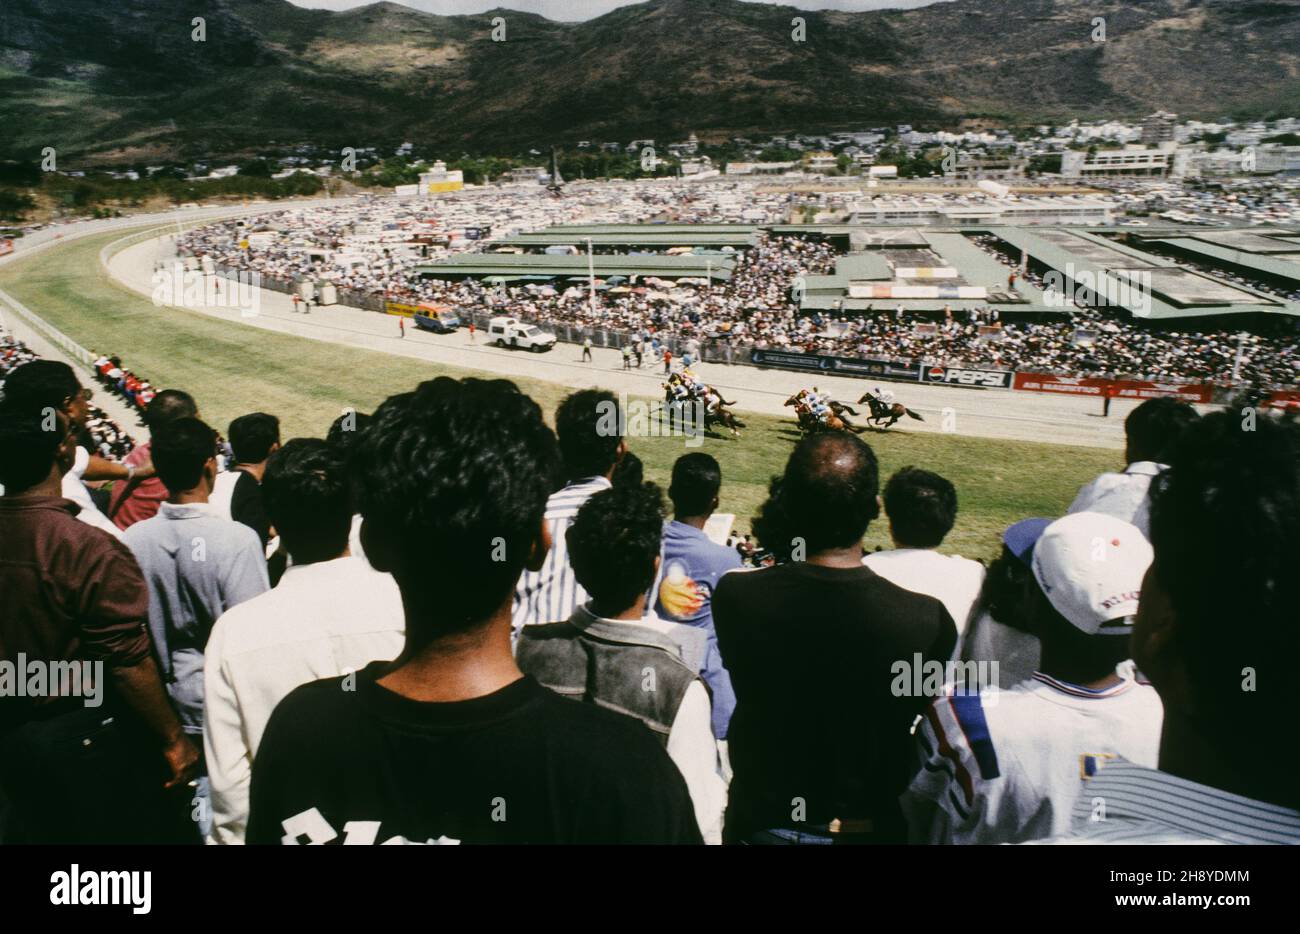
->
<box><xmin>713</xmin><ymin>433</ymin><xmax>957</xmax><ymax>845</ymax></box>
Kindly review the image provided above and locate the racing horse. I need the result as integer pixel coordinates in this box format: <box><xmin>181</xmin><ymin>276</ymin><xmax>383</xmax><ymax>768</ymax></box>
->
<box><xmin>784</xmin><ymin>394</ymin><xmax>865</xmax><ymax>434</ymax></box>
<box><xmin>662</xmin><ymin>380</ymin><xmax>744</xmax><ymax>438</ymax></box>
<box><xmin>857</xmin><ymin>392</ymin><xmax>925</xmax><ymax>429</ymax></box>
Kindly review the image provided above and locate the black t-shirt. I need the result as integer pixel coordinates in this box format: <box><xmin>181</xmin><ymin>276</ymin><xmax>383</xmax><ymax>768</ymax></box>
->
<box><xmin>229</xmin><ymin>470</ymin><xmax>270</xmax><ymax>546</ymax></box>
<box><xmin>713</xmin><ymin>562</ymin><xmax>957</xmax><ymax>840</ymax></box>
<box><xmin>247</xmin><ymin>663</ymin><xmax>702</xmax><ymax>845</ymax></box>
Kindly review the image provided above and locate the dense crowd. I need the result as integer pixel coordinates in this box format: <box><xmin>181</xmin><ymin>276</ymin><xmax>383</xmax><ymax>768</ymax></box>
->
<box><xmin>184</xmin><ymin>201</ymin><xmax>1300</xmax><ymax>388</ymax></box>
<box><xmin>2</xmin><ymin>357</ymin><xmax>1297</xmax><ymax>846</ymax></box>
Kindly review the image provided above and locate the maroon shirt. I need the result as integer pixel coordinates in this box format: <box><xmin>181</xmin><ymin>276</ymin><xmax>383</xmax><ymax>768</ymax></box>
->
<box><xmin>0</xmin><ymin>495</ymin><xmax>152</xmax><ymax>722</ymax></box>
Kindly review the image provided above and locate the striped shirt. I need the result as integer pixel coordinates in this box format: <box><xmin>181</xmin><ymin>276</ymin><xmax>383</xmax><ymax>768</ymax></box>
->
<box><xmin>1053</xmin><ymin>757</ymin><xmax>1300</xmax><ymax>845</ymax></box>
<box><xmin>512</xmin><ymin>476</ymin><xmax>612</xmax><ymax>629</ymax></box>
<box><xmin>902</xmin><ymin>663</ymin><xmax>1163</xmax><ymax>845</ymax></box>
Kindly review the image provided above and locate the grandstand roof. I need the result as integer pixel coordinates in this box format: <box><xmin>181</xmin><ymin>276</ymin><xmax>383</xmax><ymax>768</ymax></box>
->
<box><xmin>495</xmin><ymin>230</ymin><xmax>759</xmax><ymax>248</ymax></box>
<box><xmin>986</xmin><ymin>227</ymin><xmax>1299</xmax><ymax>320</ymax></box>
<box><xmin>415</xmin><ymin>252</ymin><xmax>735</xmax><ymax>281</ymax></box>
<box><xmin>1144</xmin><ymin>237</ymin><xmax>1300</xmax><ymax>287</ymax></box>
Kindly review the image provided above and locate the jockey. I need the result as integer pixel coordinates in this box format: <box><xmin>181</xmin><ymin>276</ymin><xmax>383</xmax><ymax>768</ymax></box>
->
<box><xmin>669</xmin><ymin>379</ymin><xmax>692</xmax><ymax>403</ymax></box>
<box><xmin>702</xmin><ymin>387</ymin><xmax>722</xmax><ymax>414</ymax></box>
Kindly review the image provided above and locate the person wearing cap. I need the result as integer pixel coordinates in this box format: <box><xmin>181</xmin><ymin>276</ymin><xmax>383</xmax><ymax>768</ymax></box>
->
<box><xmin>902</xmin><ymin>512</ymin><xmax>1163</xmax><ymax>845</ymax></box>
<box><xmin>1067</xmin><ymin>397</ymin><xmax>1199</xmax><ymax>538</ymax></box>
<box><xmin>1057</xmin><ymin>409</ymin><xmax>1300</xmax><ymax>844</ymax></box>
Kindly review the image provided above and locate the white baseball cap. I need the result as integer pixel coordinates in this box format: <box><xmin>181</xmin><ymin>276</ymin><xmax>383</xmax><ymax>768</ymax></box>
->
<box><xmin>1031</xmin><ymin>512</ymin><xmax>1153</xmax><ymax>635</ymax></box>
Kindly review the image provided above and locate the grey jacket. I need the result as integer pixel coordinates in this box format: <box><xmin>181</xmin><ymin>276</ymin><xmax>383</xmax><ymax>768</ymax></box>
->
<box><xmin>517</xmin><ymin>606</ymin><xmax>707</xmax><ymax>744</ymax></box>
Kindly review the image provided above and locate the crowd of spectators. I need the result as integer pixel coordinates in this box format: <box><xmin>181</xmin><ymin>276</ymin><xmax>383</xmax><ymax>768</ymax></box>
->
<box><xmin>183</xmin><ymin>198</ymin><xmax>1299</xmax><ymax>389</ymax></box>
<box><xmin>3</xmin><ymin>361</ymin><xmax>1297</xmax><ymax>846</ymax></box>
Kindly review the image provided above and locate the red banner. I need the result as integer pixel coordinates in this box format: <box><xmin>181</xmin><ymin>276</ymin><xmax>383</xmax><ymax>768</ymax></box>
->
<box><xmin>1264</xmin><ymin>390</ymin><xmax>1300</xmax><ymax>410</ymax></box>
<box><xmin>1013</xmin><ymin>373</ymin><xmax>1212</xmax><ymax>404</ymax></box>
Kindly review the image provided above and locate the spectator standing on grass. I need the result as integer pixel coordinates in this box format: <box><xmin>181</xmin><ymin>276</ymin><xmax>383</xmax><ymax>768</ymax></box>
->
<box><xmin>863</xmin><ymin>467</ymin><xmax>985</xmax><ymax>642</ymax></box>
<box><xmin>246</xmin><ymin>378</ymin><xmax>700</xmax><ymax>844</ymax></box>
<box><xmin>903</xmin><ymin>512</ymin><xmax>1162</xmax><ymax>845</ymax></box>
<box><xmin>0</xmin><ymin>361</ymin><xmax>150</xmax><ymax>540</ymax></box>
<box><xmin>109</xmin><ymin>388</ymin><xmax>201</xmax><ymax>531</ymax></box>
<box><xmin>0</xmin><ymin>406</ymin><xmax>198</xmax><ymax>843</ymax></box>
<box><xmin>1058</xmin><ymin>409</ymin><xmax>1300</xmax><ymax>843</ymax></box>
<box><xmin>653</xmin><ymin>453</ymin><xmax>743</xmax><ymax>742</ymax></box>
<box><xmin>714</xmin><ymin>433</ymin><xmax>956</xmax><ymax>844</ymax></box>
<box><xmin>210</xmin><ymin>412</ymin><xmax>279</xmax><ymax>548</ymax></box>
<box><xmin>518</xmin><ymin>483</ymin><xmax>726</xmax><ymax>844</ymax></box>
<box><xmin>204</xmin><ymin>439</ymin><xmax>404</xmax><ymax>844</ymax></box>
<box><xmin>122</xmin><ymin>417</ymin><xmax>269</xmax><ymax>833</ymax></box>
<box><xmin>1068</xmin><ymin>396</ymin><xmax>1199</xmax><ymax>538</ymax></box>
<box><xmin>513</xmin><ymin>389</ymin><xmax>626</xmax><ymax>630</ymax></box>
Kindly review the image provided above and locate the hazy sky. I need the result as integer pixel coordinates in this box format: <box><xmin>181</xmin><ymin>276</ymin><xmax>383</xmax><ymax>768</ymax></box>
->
<box><xmin>290</xmin><ymin>1</ymin><xmax>949</xmax><ymax>21</ymax></box>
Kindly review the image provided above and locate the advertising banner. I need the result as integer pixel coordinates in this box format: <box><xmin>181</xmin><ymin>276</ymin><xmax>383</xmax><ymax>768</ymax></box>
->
<box><xmin>1263</xmin><ymin>390</ymin><xmax>1300</xmax><ymax>410</ymax></box>
<box><xmin>922</xmin><ymin>365</ymin><xmax>1014</xmax><ymax>388</ymax></box>
<box><xmin>1013</xmin><ymin>373</ymin><xmax>1212</xmax><ymax>403</ymax></box>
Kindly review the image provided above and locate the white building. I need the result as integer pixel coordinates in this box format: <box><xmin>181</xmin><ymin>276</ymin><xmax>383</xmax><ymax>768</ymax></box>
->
<box><xmin>1060</xmin><ymin>144</ymin><xmax>1188</xmax><ymax>179</ymax></box>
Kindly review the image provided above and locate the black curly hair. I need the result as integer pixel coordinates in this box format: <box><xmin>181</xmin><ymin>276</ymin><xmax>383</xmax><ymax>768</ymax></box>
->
<box><xmin>351</xmin><ymin>377</ymin><xmax>561</xmax><ymax>642</ymax></box>
<box><xmin>567</xmin><ymin>482</ymin><xmax>666</xmax><ymax>616</ymax></box>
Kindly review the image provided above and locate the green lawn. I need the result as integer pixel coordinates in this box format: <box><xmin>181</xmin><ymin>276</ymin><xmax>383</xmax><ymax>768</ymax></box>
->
<box><xmin>0</xmin><ymin>226</ymin><xmax>1122</xmax><ymax>560</ymax></box>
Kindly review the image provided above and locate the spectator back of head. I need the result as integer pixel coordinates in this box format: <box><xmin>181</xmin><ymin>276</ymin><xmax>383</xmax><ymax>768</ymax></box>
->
<box><xmin>1125</xmin><ymin>397</ymin><xmax>1199</xmax><ymax>465</ymax></box>
<box><xmin>151</xmin><ymin>417</ymin><xmax>217</xmax><ymax>494</ymax></box>
<box><xmin>567</xmin><ymin>482</ymin><xmax>666</xmax><ymax>617</ymax></box>
<box><xmin>228</xmin><ymin>412</ymin><xmax>280</xmax><ymax>465</ymax></box>
<box><xmin>555</xmin><ymin>389</ymin><xmax>622</xmax><ymax>482</ymax></box>
<box><xmin>0</xmin><ymin>359</ymin><xmax>79</xmax><ymax>414</ymax></box>
<box><xmin>144</xmin><ymin>389</ymin><xmax>198</xmax><ymax>434</ymax></box>
<box><xmin>0</xmin><ymin>406</ymin><xmax>70</xmax><ymax>494</ymax></box>
<box><xmin>352</xmin><ymin>377</ymin><xmax>560</xmax><ymax>644</ymax></box>
<box><xmin>752</xmin><ymin>433</ymin><xmax>880</xmax><ymax>560</ymax></box>
<box><xmin>262</xmin><ymin>438</ymin><xmax>351</xmax><ymax>565</ymax></box>
<box><xmin>669</xmin><ymin>452</ymin><xmax>722</xmax><ymax>519</ymax></box>
<box><xmin>1144</xmin><ymin>408</ymin><xmax>1300</xmax><ymax>765</ymax></box>
<box><xmin>883</xmin><ymin>466</ymin><xmax>957</xmax><ymax>549</ymax></box>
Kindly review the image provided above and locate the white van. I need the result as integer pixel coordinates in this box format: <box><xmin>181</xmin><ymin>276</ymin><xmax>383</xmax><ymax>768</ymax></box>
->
<box><xmin>487</xmin><ymin>316</ymin><xmax>557</xmax><ymax>352</ymax></box>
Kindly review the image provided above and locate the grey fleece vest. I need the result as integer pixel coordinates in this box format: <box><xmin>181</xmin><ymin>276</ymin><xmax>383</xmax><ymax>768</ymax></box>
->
<box><xmin>517</xmin><ymin>617</ymin><xmax>702</xmax><ymax>745</ymax></box>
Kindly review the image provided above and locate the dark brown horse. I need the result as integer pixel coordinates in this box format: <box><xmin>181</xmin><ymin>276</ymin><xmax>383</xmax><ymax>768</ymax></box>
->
<box><xmin>784</xmin><ymin>394</ymin><xmax>865</xmax><ymax>434</ymax></box>
<box><xmin>857</xmin><ymin>392</ymin><xmax>924</xmax><ymax>429</ymax></box>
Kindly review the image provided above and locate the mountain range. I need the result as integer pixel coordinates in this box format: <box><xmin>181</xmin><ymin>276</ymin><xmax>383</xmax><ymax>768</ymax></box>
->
<box><xmin>2</xmin><ymin>0</ymin><xmax>1298</xmax><ymax>164</ymax></box>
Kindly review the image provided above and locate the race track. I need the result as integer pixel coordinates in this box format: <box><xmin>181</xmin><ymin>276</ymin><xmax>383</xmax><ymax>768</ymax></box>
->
<box><xmin>100</xmin><ymin>229</ymin><xmax>1161</xmax><ymax>450</ymax></box>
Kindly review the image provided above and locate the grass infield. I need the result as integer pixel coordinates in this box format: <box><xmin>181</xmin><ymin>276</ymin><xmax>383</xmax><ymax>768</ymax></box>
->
<box><xmin>0</xmin><ymin>228</ymin><xmax>1120</xmax><ymax>560</ymax></box>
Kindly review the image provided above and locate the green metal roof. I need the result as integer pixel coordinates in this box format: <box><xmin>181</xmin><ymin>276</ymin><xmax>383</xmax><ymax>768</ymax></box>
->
<box><xmin>416</xmin><ymin>252</ymin><xmax>735</xmax><ymax>281</ymax></box>
<box><xmin>1149</xmin><ymin>237</ymin><xmax>1300</xmax><ymax>286</ymax></box>
<box><xmin>496</xmin><ymin>231</ymin><xmax>758</xmax><ymax>248</ymax></box>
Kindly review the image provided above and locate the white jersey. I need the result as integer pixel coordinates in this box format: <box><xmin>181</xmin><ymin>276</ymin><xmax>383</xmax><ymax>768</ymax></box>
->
<box><xmin>901</xmin><ymin>662</ymin><xmax>1163</xmax><ymax>845</ymax></box>
<box><xmin>863</xmin><ymin>548</ymin><xmax>984</xmax><ymax>639</ymax></box>
<box><xmin>209</xmin><ymin>469</ymin><xmax>241</xmax><ymax>521</ymax></box>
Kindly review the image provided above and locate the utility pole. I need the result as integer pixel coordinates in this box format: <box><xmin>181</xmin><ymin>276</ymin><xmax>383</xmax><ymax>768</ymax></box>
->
<box><xmin>1232</xmin><ymin>330</ymin><xmax>1249</xmax><ymax>383</ymax></box>
<box><xmin>587</xmin><ymin>237</ymin><xmax>597</xmax><ymax>316</ymax></box>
